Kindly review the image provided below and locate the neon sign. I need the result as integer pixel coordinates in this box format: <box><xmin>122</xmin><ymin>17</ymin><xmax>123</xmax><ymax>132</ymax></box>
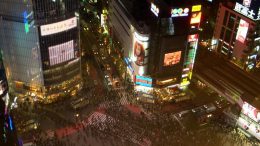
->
<box><xmin>136</xmin><ymin>75</ymin><xmax>152</xmax><ymax>87</ymax></box>
<box><xmin>23</xmin><ymin>11</ymin><xmax>30</xmax><ymax>34</ymax></box>
<box><xmin>171</xmin><ymin>8</ymin><xmax>189</xmax><ymax>17</ymax></box>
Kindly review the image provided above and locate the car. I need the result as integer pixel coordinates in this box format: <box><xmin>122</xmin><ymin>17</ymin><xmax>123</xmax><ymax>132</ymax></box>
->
<box><xmin>178</xmin><ymin>110</ymin><xmax>190</xmax><ymax>118</ymax></box>
<box><xmin>203</xmin><ymin>103</ymin><xmax>216</xmax><ymax>113</ymax></box>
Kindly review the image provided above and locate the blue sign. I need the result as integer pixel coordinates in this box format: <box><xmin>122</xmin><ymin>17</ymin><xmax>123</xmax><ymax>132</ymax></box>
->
<box><xmin>23</xmin><ymin>11</ymin><xmax>29</xmax><ymax>33</ymax></box>
<box><xmin>136</xmin><ymin>75</ymin><xmax>152</xmax><ymax>87</ymax></box>
<box><xmin>124</xmin><ymin>57</ymin><xmax>134</xmax><ymax>73</ymax></box>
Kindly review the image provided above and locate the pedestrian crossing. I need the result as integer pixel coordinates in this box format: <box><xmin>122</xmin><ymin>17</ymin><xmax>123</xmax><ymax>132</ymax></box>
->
<box><xmin>120</xmin><ymin>96</ymin><xmax>129</xmax><ymax>105</ymax></box>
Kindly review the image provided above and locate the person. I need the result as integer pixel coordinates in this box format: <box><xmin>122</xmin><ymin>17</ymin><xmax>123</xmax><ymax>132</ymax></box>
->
<box><xmin>134</xmin><ymin>42</ymin><xmax>145</xmax><ymax>66</ymax></box>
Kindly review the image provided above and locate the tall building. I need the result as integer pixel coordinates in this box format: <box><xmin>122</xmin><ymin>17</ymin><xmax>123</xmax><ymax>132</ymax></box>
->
<box><xmin>0</xmin><ymin>54</ymin><xmax>18</xmax><ymax>146</ymax></box>
<box><xmin>212</xmin><ymin>0</ymin><xmax>260</xmax><ymax>71</ymax></box>
<box><xmin>0</xmin><ymin>0</ymin><xmax>82</xmax><ymax>103</ymax></box>
<box><xmin>109</xmin><ymin>0</ymin><xmax>201</xmax><ymax>99</ymax></box>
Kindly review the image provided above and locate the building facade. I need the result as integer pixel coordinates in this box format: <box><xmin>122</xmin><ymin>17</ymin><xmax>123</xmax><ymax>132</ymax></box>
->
<box><xmin>212</xmin><ymin>0</ymin><xmax>260</xmax><ymax>71</ymax></box>
<box><xmin>0</xmin><ymin>0</ymin><xmax>82</xmax><ymax>103</ymax></box>
<box><xmin>0</xmin><ymin>54</ymin><xmax>18</xmax><ymax>146</ymax></box>
<box><xmin>109</xmin><ymin>0</ymin><xmax>201</xmax><ymax>97</ymax></box>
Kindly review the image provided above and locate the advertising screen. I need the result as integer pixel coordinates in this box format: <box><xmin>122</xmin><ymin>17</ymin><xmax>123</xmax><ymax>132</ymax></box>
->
<box><xmin>163</xmin><ymin>51</ymin><xmax>182</xmax><ymax>66</ymax></box>
<box><xmin>40</xmin><ymin>17</ymin><xmax>77</xmax><ymax>36</ymax></box>
<box><xmin>242</xmin><ymin>102</ymin><xmax>260</xmax><ymax>123</ymax></box>
<box><xmin>48</xmin><ymin>40</ymin><xmax>74</xmax><ymax>66</ymax></box>
<box><xmin>236</xmin><ymin>19</ymin><xmax>249</xmax><ymax>43</ymax></box>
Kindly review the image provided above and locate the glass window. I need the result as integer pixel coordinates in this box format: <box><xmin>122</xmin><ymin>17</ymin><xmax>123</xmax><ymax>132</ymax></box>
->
<box><xmin>223</xmin><ymin>11</ymin><xmax>229</xmax><ymax>26</ymax></box>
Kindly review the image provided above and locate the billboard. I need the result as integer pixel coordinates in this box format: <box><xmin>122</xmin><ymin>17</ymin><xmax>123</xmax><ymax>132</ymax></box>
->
<box><xmin>236</xmin><ymin>19</ymin><xmax>249</xmax><ymax>43</ymax></box>
<box><xmin>163</xmin><ymin>51</ymin><xmax>182</xmax><ymax>66</ymax></box>
<box><xmin>190</xmin><ymin>12</ymin><xmax>201</xmax><ymax>24</ymax></box>
<box><xmin>234</xmin><ymin>1</ymin><xmax>260</xmax><ymax>20</ymax></box>
<box><xmin>134</xmin><ymin>41</ymin><xmax>145</xmax><ymax>66</ymax></box>
<box><xmin>171</xmin><ymin>8</ymin><xmax>189</xmax><ymax>17</ymax></box>
<box><xmin>135</xmin><ymin>75</ymin><xmax>152</xmax><ymax>87</ymax></box>
<box><xmin>192</xmin><ymin>5</ymin><xmax>201</xmax><ymax>12</ymax></box>
<box><xmin>48</xmin><ymin>40</ymin><xmax>75</xmax><ymax>66</ymax></box>
<box><xmin>40</xmin><ymin>17</ymin><xmax>77</xmax><ymax>36</ymax></box>
<box><xmin>188</xmin><ymin>34</ymin><xmax>199</xmax><ymax>42</ymax></box>
<box><xmin>242</xmin><ymin>102</ymin><xmax>260</xmax><ymax>123</ymax></box>
<box><xmin>133</xmin><ymin>32</ymin><xmax>149</xmax><ymax>66</ymax></box>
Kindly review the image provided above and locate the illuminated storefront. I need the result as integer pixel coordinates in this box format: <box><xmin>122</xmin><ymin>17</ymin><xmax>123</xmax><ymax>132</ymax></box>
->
<box><xmin>109</xmin><ymin>0</ymin><xmax>201</xmax><ymax>99</ymax></box>
<box><xmin>237</xmin><ymin>102</ymin><xmax>260</xmax><ymax>140</ymax></box>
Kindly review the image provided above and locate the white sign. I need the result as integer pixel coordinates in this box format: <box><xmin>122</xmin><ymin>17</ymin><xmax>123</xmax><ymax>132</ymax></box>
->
<box><xmin>236</xmin><ymin>19</ymin><xmax>249</xmax><ymax>43</ymax></box>
<box><xmin>151</xmin><ymin>3</ymin><xmax>159</xmax><ymax>17</ymax></box>
<box><xmin>234</xmin><ymin>2</ymin><xmax>260</xmax><ymax>20</ymax></box>
<box><xmin>41</xmin><ymin>17</ymin><xmax>77</xmax><ymax>36</ymax></box>
<box><xmin>242</xmin><ymin>102</ymin><xmax>260</xmax><ymax>123</ymax></box>
<box><xmin>48</xmin><ymin>40</ymin><xmax>75</xmax><ymax>66</ymax></box>
<box><xmin>171</xmin><ymin>8</ymin><xmax>189</xmax><ymax>17</ymax></box>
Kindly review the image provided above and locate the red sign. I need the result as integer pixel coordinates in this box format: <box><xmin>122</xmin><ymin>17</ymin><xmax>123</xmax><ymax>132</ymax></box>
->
<box><xmin>188</xmin><ymin>34</ymin><xmax>198</xmax><ymax>42</ymax></box>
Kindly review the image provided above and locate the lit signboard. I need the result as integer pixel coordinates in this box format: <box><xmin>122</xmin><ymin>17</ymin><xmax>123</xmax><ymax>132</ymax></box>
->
<box><xmin>242</xmin><ymin>102</ymin><xmax>260</xmax><ymax>123</ymax></box>
<box><xmin>171</xmin><ymin>8</ymin><xmax>189</xmax><ymax>17</ymax></box>
<box><xmin>48</xmin><ymin>40</ymin><xmax>75</xmax><ymax>66</ymax></box>
<box><xmin>192</xmin><ymin>5</ymin><xmax>201</xmax><ymax>12</ymax></box>
<box><xmin>190</xmin><ymin>12</ymin><xmax>201</xmax><ymax>24</ymax></box>
<box><xmin>124</xmin><ymin>58</ymin><xmax>134</xmax><ymax>73</ymax></box>
<box><xmin>188</xmin><ymin>34</ymin><xmax>199</xmax><ymax>42</ymax></box>
<box><xmin>236</xmin><ymin>19</ymin><xmax>249</xmax><ymax>43</ymax></box>
<box><xmin>163</xmin><ymin>51</ymin><xmax>182</xmax><ymax>66</ymax></box>
<box><xmin>243</xmin><ymin>0</ymin><xmax>251</xmax><ymax>7</ymax></box>
<box><xmin>136</xmin><ymin>75</ymin><xmax>152</xmax><ymax>87</ymax></box>
<box><xmin>40</xmin><ymin>17</ymin><xmax>77</xmax><ymax>36</ymax></box>
<box><xmin>234</xmin><ymin>1</ymin><xmax>260</xmax><ymax>20</ymax></box>
<box><xmin>151</xmin><ymin>3</ymin><xmax>159</xmax><ymax>17</ymax></box>
<box><xmin>133</xmin><ymin>32</ymin><xmax>149</xmax><ymax>66</ymax></box>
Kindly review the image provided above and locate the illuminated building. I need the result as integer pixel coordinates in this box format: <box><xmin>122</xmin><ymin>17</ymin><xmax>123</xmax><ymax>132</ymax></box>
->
<box><xmin>0</xmin><ymin>56</ymin><xmax>18</xmax><ymax>146</ymax></box>
<box><xmin>109</xmin><ymin>0</ymin><xmax>201</xmax><ymax>95</ymax></box>
<box><xmin>0</xmin><ymin>0</ymin><xmax>82</xmax><ymax>103</ymax></box>
<box><xmin>212</xmin><ymin>0</ymin><xmax>260</xmax><ymax>71</ymax></box>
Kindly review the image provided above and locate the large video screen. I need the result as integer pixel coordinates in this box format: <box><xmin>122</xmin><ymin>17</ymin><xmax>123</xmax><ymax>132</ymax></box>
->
<box><xmin>242</xmin><ymin>102</ymin><xmax>260</xmax><ymax>123</ymax></box>
<box><xmin>236</xmin><ymin>19</ymin><xmax>249</xmax><ymax>43</ymax></box>
<box><xmin>163</xmin><ymin>51</ymin><xmax>182</xmax><ymax>66</ymax></box>
<box><xmin>40</xmin><ymin>17</ymin><xmax>77</xmax><ymax>36</ymax></box>
<box><xmin>48</xmin><ymin>40</ymin><xmax>75</xmax><ymax>66</ymax></box>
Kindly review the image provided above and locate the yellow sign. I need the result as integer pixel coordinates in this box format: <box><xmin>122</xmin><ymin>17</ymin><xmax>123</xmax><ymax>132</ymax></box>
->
<box><xmin>192</xmin><ymin>5</ymin><xmax>201</xmax><ymax>12</ymax></box>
